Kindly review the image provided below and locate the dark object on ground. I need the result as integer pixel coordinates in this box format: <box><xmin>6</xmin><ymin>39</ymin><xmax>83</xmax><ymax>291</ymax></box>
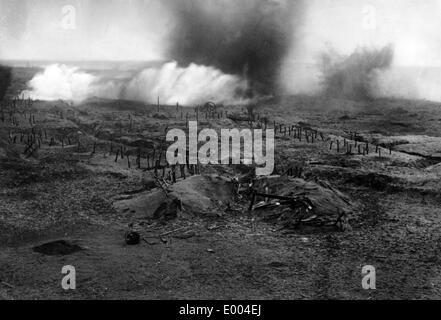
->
<box><xmin>339</xmin><ymin>115</ymin><xmax>352</xmax><ymax>120</ymax></box>
<box><xmin>125</xmin><ymin>231</ymin><xmax>141</xmax><ymax>245</ymax></box>
<box><xmin>227</xmin><ymin>113</ymin><xmax>253</xmax><ymax>122</ymax></box>
<box><xmin>32</xmin><ymin>240</ymin><xmax>83</xmax><ymax>256</ymax></box>
<box><xmin>152</xmin><ymin>113</ymin><xmax>168</xmax><ymax>120</ymax></box>
<box><xmin>153</xmin><ymin>197</ymin><xmax>182</xmax><ymax>220</ymax></box>
<box><xmin>200</xmin><ymin>101</ymin><xmax>217</xmax><ymax>113</ymax></box>
<box><xmin>345</xmin><ymin>172</ymin><xmax>395</xmax><ymax>190</ymax></box>
<box><xmin>142</xmin><ymin>178</ymin><xmax>157</xmax><ymax>190</ymax></box>
<box><xmin>0</xmin><ymin>65</ymin><xmax>12</xmax><ymax>100</ymax></box>
<box><xmin>250</xmin><ymin>177</ymin><xmax>355</xmax><ymax>230</ymax></box>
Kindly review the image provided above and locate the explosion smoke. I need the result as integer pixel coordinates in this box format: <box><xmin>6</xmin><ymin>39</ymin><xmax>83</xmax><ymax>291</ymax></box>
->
<box><xmin>319</xmin><ymin>45</ymin><xmax>394</xmax><ymax>100</ymax></box>
<box><xmin>23</xmin><ymin>63</ymin><xmax>247</xmax><ymax>105</ymax></box>
<box><xmin>12</xmin><ymin>0</ymin><xmax>441</xmax><ymax>104</ymax></box>
<box><xmin>164</xmin><ymin>0</ymin><xmax>303</xmax><ymax>95</ymax></box>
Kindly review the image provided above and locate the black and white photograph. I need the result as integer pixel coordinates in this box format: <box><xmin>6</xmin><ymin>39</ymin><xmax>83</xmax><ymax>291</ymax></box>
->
<box><xmin>0</xmin><ymin>0</ymin><xmax>441</xmax><ymax>303</ymax></box>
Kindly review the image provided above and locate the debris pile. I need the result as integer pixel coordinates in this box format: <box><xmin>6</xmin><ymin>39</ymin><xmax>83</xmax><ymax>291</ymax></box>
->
<box><xmin>249</xmin><ymin>176</ymin><xmax>355</xmax><ymax>230</ymax></box>
<box><xmin>113</xmin><ymin>174</ymin><xmax>235</xmax><ymax>220</ymax></box>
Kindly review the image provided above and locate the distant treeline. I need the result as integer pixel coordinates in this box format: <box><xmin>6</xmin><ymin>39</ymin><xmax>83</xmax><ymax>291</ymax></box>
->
<box><xmin>0</xmin><ymin>65</ymin><xmax>12</xmax><ymax>101</ymax></box>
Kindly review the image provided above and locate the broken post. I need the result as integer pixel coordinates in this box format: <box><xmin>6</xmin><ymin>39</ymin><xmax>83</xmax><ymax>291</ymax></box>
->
<box><xmin>182</xmin><ymin>164</ymin><xmax>186</xmax><ymax>179</ymax></box>
<box><xmin>248</xmin><ymin>191</ymin><xmax>257</xmax><ymax>211</ymax></box>
<box><xmin>154</xmin><ymin>160</ymin><xmax>159</xmax><ymax>176</ymax></box>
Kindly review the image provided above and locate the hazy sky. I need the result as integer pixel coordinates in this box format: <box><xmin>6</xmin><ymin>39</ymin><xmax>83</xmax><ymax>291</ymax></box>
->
<box><xmin>0</xmin><ymin>0</ymin><xmax>170</xmax><ymax>61</ymax></box>
<box><xmin>1</xmin><ymin>0</ymin><xmax>441</xmax><ymax>67</ymax></box>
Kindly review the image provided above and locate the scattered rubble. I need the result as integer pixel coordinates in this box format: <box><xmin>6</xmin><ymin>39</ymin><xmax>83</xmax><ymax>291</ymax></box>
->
<box><xmin>249</xmin><ymin>176</ymin><xmax>355</xmax><ymax>230</ymax></box>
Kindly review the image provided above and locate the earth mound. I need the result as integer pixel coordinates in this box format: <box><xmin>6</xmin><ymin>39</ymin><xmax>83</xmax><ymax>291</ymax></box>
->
<box><xmin>252</xmin><ymin>176</ymin><xmax>356</xmax><ymax>229</ymax></box>
<box><xmin>113</xmin><ymin>174</ymin><xmax>236</xmax><ymax>220</ymax></box>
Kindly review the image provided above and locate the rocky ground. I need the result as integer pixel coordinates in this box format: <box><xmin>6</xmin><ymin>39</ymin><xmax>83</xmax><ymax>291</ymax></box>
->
<box><xmin>1</xmin><ymin>95</ymin><xmax>441</xmax><ymax>300</ymax></box>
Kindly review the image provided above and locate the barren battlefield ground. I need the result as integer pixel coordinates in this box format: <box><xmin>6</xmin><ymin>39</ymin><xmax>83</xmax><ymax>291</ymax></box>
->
<box><xmin>1</xmin><ymin>67</ymin><xmax>441</xmax><ymax>300</ymax></box>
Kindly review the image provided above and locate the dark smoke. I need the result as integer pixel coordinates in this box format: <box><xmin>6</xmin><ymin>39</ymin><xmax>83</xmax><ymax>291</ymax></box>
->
<box><xmin>0</xmin><ymin>65</ymin><xmax>12</xmax><ymax>101</ymax></box>
<box><xmin>320</xmin><ymin>45</ymin><xmax>394</xmax><ymax>100</ymax></box>
<box><xmin>165</xmin><ymin>0</ymin><xmax>303</xmax><ymax>96</ymax></box>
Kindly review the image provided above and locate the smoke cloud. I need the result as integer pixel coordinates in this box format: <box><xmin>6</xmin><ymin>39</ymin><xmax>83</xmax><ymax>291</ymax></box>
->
<box><xmin>320</xmin><ymin>45</ymin><xmax>394</xmax><ymax>100</ymax></box>
<box><xmin>164</xmin><ymin>0</ymin><xmax>304</xmax><ymax>95</ymax></box>
<box><xmin>118</xmin><ymin>62</ymin><xmax>248</xmax><ymax>105</ymax></box>
<box><xmin>23</xmin><ymin>64</ymin><xmax>96</xmax><ymax>101</ymax></box>
<box><xmin>23</xmin><ymin>63</ymin><xmax>247</xmax><ymax>105</ymax></box>
<box><xmin>280</xmin><ymin>0</ymin><xmax>441</xmax><ymax>103</ymax></box>
<box><xmin>9</xmin><ymin>0</ymin><xmax>441</xmax><ymax>103</ymax></box>
<box><xmin>373</xmin><ymin>66</ymin><xmax>441</xmax><ymax>102</ymax></box>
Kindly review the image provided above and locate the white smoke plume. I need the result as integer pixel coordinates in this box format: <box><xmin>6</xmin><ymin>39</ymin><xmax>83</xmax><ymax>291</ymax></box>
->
<box><xmin>23</xmin><ymin>62</ymin><xmax>248</xmax><ymax>105</ymax></box>
<box><xmin>22</xmin><ymin>64</ymin><xmax>96</xmax><ymax>101</ymax></box>
<box><xmin>12</xmin><ymin>0</ymin><xmax>441</xmax><ymax>104</ymax></box>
